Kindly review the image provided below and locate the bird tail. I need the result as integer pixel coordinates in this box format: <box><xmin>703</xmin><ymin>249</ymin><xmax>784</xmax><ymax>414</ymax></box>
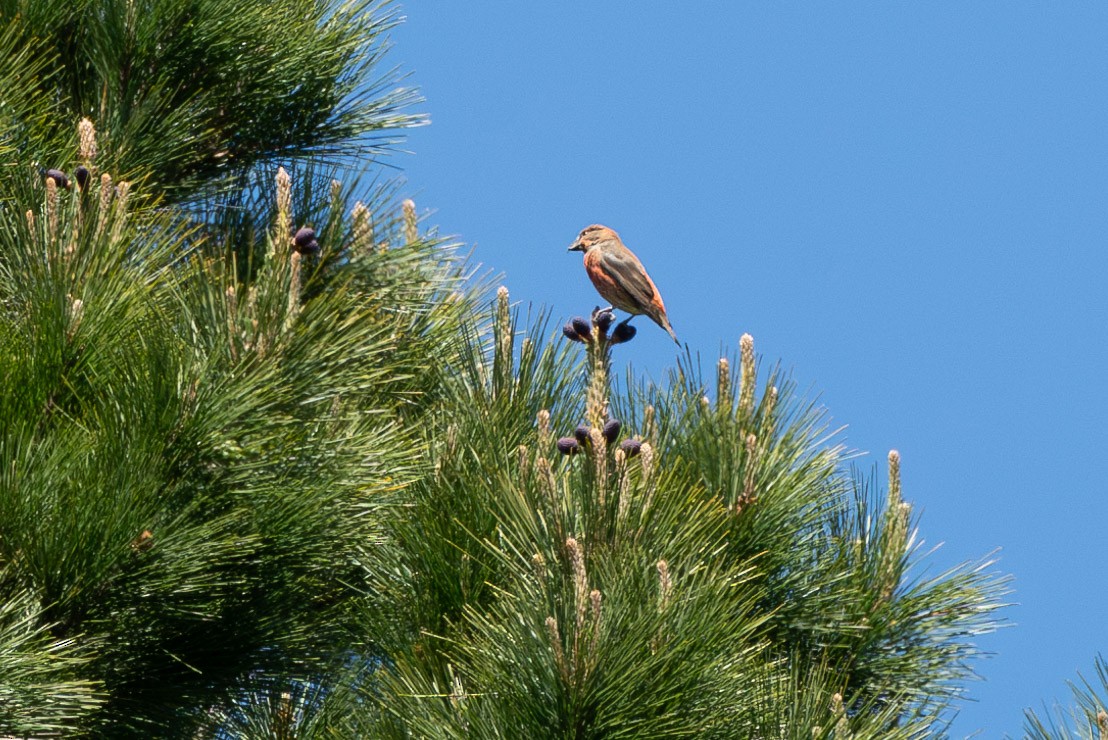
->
<box><xmin>662</xmin><ymin>318</ymin><xmax>679</xmax><ymax>345</ymax></box>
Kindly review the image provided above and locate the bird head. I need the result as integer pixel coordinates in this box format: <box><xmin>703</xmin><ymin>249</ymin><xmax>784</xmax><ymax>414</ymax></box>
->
<box><xmin>568</xmin><ymin>224</ymin><xmax>619</xmax><ymax>253</ymax></box>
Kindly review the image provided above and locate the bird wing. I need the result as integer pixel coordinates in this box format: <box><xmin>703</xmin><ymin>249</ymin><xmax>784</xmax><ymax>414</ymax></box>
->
<box><xmin>598</xmin><ymin>249</ymin><xmax>659</xmax><ymax>312</ymax></box>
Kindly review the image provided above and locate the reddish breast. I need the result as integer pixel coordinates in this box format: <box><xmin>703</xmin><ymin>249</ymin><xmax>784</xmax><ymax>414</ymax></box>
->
<box><xmin>583</xmin><ymin>249</ymin><xmax>619</xmax><ymax>293</ymax></box>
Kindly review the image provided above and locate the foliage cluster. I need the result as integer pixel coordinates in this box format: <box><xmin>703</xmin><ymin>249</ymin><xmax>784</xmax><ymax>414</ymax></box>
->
<box><xmin>0</xmin><ymin>2</ymin><xmax>1054</xmax><ymax>738</ymax></box>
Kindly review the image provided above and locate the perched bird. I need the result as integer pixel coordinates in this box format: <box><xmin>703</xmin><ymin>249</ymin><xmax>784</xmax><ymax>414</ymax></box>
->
<box><xmin>568</xmin><ymin>224</ymin><xmax>679</xmax><ymax>344</ymax></box>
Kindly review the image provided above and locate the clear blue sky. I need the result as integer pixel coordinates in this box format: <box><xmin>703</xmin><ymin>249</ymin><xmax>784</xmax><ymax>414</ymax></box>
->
<box><xmin>390</xmin><ymin>4</ymin><xmax>1108</xmax><ymax>735</ymax></box>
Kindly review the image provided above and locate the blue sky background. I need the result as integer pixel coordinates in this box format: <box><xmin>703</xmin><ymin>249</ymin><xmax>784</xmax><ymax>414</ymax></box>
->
<box><xmin>389</xmin><ymin>4</ymin><xmax>1108</xmax><ymax>735</ymax></box>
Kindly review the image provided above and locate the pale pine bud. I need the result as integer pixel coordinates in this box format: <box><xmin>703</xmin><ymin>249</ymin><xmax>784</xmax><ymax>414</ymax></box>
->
<box><xmin>566</xmin><ymin>536</ymin><xmax>584</xmax><ymax>570</ymax></box>
<box><xmin>226</xmin><ymin>285</ymin><xmax>239</xmax><ymax>359</ymax></box>
<box><xmin>276</xmin><ymin>690</ymin><xmax>294</xmax><ymax>730</ymax></box>
<box><xmin>25</xmin><ymin>210</ymin><xmax>35</xmax><ymax>243</ymax></box>
<box><xmin>532</xmin><ymin>552</ymin><xmax>546</xmax><ymax>583</ymax></box>
<box><xmin>831</xmin><ymin>692</ymin><xmax>850</xmax><ymax>737</ymax></box>
<box><xmin>275</xmin><ymin>167</ymin><xmax>291</xmax><ymax>219</ymax></box>
<box><xmin>351</xmin><ymin>201</ymin><xmax>373</xmax><ymax>252</ymax></box>
<box><xmin>520</xmin><ymin>337</ymin><xmax>534</xmax><ymax>368</ymax></box>
<box><xmin>330</xmin><ymin>179</ymin><xmax>342</xmax><ymax>204</ymax></box>
<box><xmin>535</xmin><ymin>456</ymin><xmax>556</xmax><ymax>503</ymax></box>
<box><xmin>588</xmin><ymin>427</ymin><xmax>607</xmax><ymax>497</ymax></box>
<box><xmin>585</xmin><ymin>353</ymin><xmax>608</xmax><ymax>431</ymax></box>
<box><xmin>888</xmin><ymin>449</ymin><xmax>901</xmax><ymax>507</ymax></box>
<box><xmin>537</xmin><ymin>409</ymin><xmax>552</xmax><ymax>449</ymax></box>
<box><xmin>588</xmin><ymin>588</ymin><xmax>603</xmax><ymax>663</ymax></box>
<box><xmin>717</xmin><ymin>357</ymin><xmax>732</xmax><ymax>412</ymax></box>
<box><xmin>545</xmin><ymin>616</ymin><xmax>566</xmax><ymax>677</ymax></box>
<box><xmin>45</xmin><ymin>177</ymin><xmax>58</xmax><ymax>244</ymax></box>
<box><xmin>110</xmin><ymin>181</ymin><xmax>130</xmax><ymax>242</ymax></box>
<box><xmin>274</xmin><ymin>167</ymin><xmax>291</xmax><ymax>255</ymax></box>
<box><xmin>742</xmin><ymin>432</ymin><xmax>758</xmax><ymax>503</ymax></box>
<box><xmin>67</xmin><ymin>296</ymin><xmax>83</xmax><ymax>340</ymax></box>
<box><xmin>96</xmin><ymin>173</ymin><xmax>113</xmax><ymax>238</ymax></box>
<box><xmin>78</xmin><ymin>117</ymin><xmax>97</xmax><ymax>162</ymax></box>
<box><xmin>518</xmin><ymin>445</ymin><xmax>531</xmax><ymax>484</ymax></box>
<box><xmin>657</xmin><ymin>559</ymin><xmax>672</xmax><ymax>611</ymax></box>
<box><xmin>615</xmin><ymin>448</ymin><xmax>631</xmax><ymax>525</ymax></box>
<box><xmin>285</xmin><ymin>251</ymin><xmax>302</xmax><ymax>327</ymax></box>
<box><xmin>1097</xmin><ymin>709</ymin><xmax>1108</xmax><ymax>738</ymax></box>
<box><xmin>402</xmin><ymin>198</ymin><xmax>417</xmax><ymax>244</ymax></box>
<box><xmin>566</xmin><ymin>537</ymin><xmax>588</xmax><ymax>632</ymax></box>
<box><xmin>739</xmin><ymin>333</ymin><xmax>756</xmax><ymax>418</ymax></box>
<box><xmin>764</xmin><ymin>385</ymin><xmax>778</xmax><ymax>435</ymax></box>
<box><xmin>246</xmin><ymin>286</ymin><xmax>258</xmax><ymax>322</ymax></box>
<box><xmin>640</xmin><ymin>441</ymin><xmax>654</xmax><ymax>482</ymax></box>
<box><xmin>590</xmin><ymin>588</ymin><xmax>602</xmax><ymax>620</ymax></box>
<box><xmin>496</xmin><ymin>286</ymin><xmax>512</xmax><ymax>371</ymax></box>
<box><xmin>639</xmin><ymin>441</ymin><xmax>657</xmax><ymax>515</ymax></box>
<box><xmin>880</xmin><ymin>501</ymin><xmax>912</xmax><ymax>602</ymax></box>
<box><xmin>643</xmin><ymin>405</ymin><xmax>656</xmax><ymax>446</ymax></box>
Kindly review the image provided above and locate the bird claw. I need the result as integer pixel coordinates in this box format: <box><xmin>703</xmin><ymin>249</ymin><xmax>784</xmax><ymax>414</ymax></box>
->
<box><xmin>593</xmin><ymin>308</ymin><xmax>615</xmax><ymax>333</ymax></box>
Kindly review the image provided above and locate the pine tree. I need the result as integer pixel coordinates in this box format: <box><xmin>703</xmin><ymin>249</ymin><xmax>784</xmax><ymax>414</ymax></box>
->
<box><xmin>0</xmin><ymin>1</ymin><xmax>471</xmax><ymax>736</ymax></box>
<box><xmin>0</xmin><ymin>2</ymin><xmax>1010</xmax><ymax>737</ymax></box>
<box><xmin>1023</xmin><ymin>657</ymin><xmax>1108</xmax><ymax>740</ymax></box>
<box><xmin>344</xmin><ymin>303</ymin><xmax>1008</xmax><ymax>738</ymax></box>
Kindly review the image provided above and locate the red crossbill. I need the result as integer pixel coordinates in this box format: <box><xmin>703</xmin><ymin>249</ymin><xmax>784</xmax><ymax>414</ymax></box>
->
<box><xmin>568</xmin><ymin>224</ymin><xmax>679</xmax><ymax>344</ymax></box>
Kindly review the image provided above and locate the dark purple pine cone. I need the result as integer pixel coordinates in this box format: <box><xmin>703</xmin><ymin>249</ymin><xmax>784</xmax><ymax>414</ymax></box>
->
<box><xmin>556</xmin><ymin>437</ymin><xmax>580</xmax><ymax>455</ymax></box>
<box><xmin>574</xmin><ymin>424</ymin><xmax>591</xmax><ymax>445</ymax></box>
<box><xmin>74</xmin><ymin>165</ymin><xmax>90</xmax><ymax>190</ymax></box>
<box><xmin>610</xmin><ymin>322</ymin><xmax>637</xmax><ymax>345</ymax></box>
<box><xmin>571</xmin><ymin>316</ymin><xmax>592</xmax><ymax>341</ymax></box>
<box><xmin>620</xmin><ymin>438</ymin><xmax>642</xmax><ymax>457</ymax></box>
<box><xmin>563</xmin><ymin>323</ymin><xmax>584</xmax><ymax>342</ymax></box>
<box><xmin>45</xmin><ymin>169</ymin><xmax>70</xmax><ymax>189</ymax></box>
<box><xmin>602</xmin><ymin>418</ymin><xmax>621</xmax><ymax>444</ymax></box>
<box><xmin>293</xmin><ymin>226</ymin><xmax>319</xmax><ymax>253</ymax></box>
<box><xmin>594</xmin><ymin>309</ymin><xmax>615</xmax><ymax>333</ymax></box>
